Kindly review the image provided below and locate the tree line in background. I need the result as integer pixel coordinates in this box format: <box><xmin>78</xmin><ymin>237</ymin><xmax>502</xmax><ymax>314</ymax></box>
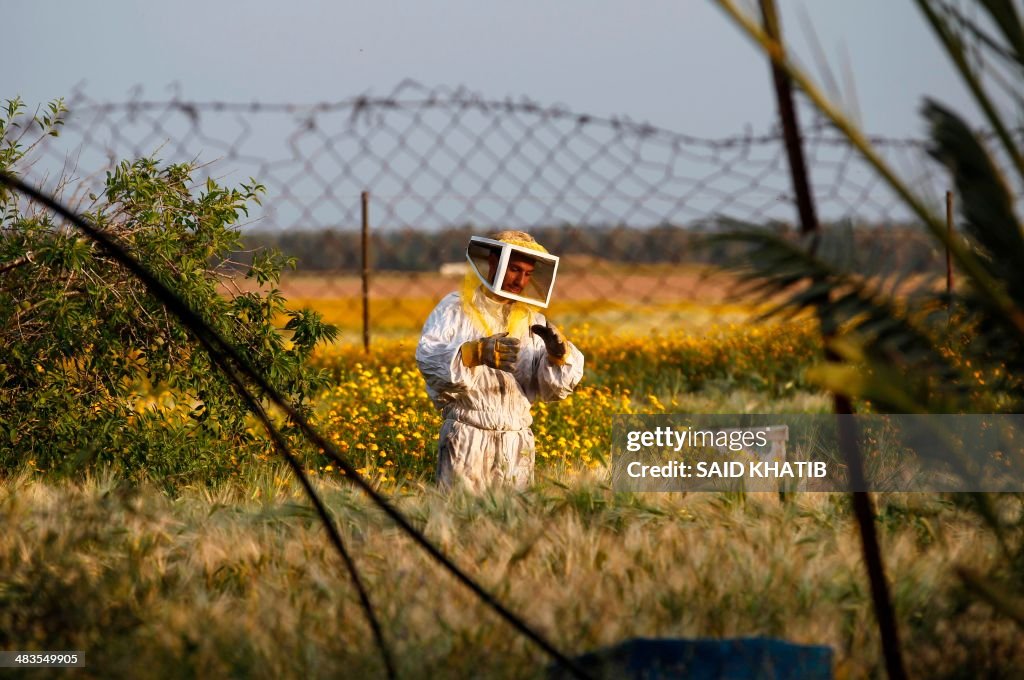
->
<box><xmin>239</xmin><ymin>221</ymin><xmax>947</xmax><ymax>274</ymax></box>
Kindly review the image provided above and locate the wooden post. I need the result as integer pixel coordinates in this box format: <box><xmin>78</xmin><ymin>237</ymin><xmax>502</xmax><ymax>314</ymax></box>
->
<box><xmin>361</xmin><ymin>191</ymin><xmax>370</xmax><ymax>353</ymax></box>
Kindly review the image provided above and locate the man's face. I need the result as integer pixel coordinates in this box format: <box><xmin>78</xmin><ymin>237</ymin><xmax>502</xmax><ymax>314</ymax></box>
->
<box><xmin>487</xmin><ymin>251</ymin><xmax>535</xmax><ymax>296</ymax></box>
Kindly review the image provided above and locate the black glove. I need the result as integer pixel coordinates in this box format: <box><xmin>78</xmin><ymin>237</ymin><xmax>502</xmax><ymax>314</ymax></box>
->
<box><xmin>530</xmin><ymin>322</ymin><xmax>567</xmax><ymax>362</ymax></box>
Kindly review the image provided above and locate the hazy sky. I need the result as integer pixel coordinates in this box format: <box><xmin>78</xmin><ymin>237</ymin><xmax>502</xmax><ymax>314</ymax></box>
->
<box><xmin>6</xmin><ymin>1</ymin><xmax>983</xmax><ymax>140</ymax></box>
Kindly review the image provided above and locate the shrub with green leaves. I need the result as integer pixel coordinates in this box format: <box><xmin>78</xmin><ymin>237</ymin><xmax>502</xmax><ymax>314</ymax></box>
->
<box><xmin>0</xmin><ymin>97</ymin><xmax>337</xmax><ymax>484</ymax></box>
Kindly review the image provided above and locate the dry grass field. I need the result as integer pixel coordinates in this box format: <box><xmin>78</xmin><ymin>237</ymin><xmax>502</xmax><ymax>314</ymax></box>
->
<box><xmin>4</xmin><ymin>470</ymin><xmax>1022</xmax><ymax>679</ymax></box>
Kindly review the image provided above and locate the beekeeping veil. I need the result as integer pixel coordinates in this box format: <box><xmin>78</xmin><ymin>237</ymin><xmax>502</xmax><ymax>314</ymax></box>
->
<box><xmin>465</xmin><ymin>235</ymin><xmax>559</xmax><ymax>308</ymax></box>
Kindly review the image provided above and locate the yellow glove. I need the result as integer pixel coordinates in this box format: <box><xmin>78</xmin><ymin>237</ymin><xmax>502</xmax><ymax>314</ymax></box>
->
<box><xmin>461</xmin><ymin>332</ymin><xmax>520</xmax><ymax>372</ymax></box>
<box><xmin>530</xmin><ymin>322</ymin><xmax>568</xmax><ymax>365</ymax></box>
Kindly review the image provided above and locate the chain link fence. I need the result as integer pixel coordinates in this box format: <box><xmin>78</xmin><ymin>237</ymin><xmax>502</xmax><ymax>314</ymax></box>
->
<box><xmin>21</xmin><ymin>80</ymin><xmax>951</xmax><ymax>339</ymax></box>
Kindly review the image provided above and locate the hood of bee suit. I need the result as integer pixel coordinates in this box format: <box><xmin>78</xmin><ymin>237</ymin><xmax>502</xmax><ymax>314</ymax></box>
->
<box><xmin>461</xmin><ymin>233</ymin><xmax>557</xmax><ymax>335</ymax></box>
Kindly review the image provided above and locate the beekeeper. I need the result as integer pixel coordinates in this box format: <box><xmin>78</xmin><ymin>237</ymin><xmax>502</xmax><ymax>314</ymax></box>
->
<box><xmin>416</xmin><ymin>230</ymin><xmax>584</xmax><ymax>492</ymax></box>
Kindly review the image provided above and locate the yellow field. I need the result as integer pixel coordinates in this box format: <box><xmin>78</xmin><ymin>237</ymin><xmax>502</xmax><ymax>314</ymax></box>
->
<box><xmin>265</xmin><ymin>265</ymin><xmax>779</xmax><ymax>341</ymax></box>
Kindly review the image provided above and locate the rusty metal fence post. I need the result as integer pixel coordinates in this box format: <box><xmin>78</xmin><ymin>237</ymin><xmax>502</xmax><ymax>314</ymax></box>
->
<box><xmin>946</xmin><ymin>190</ymin><xmax>954</xmax><ymax>297</ymax></box>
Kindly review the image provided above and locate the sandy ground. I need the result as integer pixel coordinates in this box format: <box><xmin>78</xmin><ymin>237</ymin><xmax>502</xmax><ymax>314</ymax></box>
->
<box><xmin>224</xmin><ymin>263</ymin><xmax>942</xmax><ymax>338</ymax></box>
<box><xmin>236</xmin><ymin>263</ymin><xmax>751</xmax><ymax>305</ymax></box>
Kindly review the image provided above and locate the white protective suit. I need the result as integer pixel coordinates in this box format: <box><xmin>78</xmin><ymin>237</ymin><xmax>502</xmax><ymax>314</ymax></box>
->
<box><xmin>416</xmin><ymin>285</ymin><xmax>584</xmax><ymax>492</ymax></box>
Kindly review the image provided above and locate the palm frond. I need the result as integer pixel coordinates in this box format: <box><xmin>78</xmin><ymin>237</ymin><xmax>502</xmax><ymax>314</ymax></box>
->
<box><xmin>711</xmin><ymin>0</ymin><xmax>1024</xmax><ymax>343</ymax></box>
<box><xmin>703</xmin><ymin>227</ymin><xmax>968</xmax><ymax>410</ymax></box>
<box><xmin>924</xmin><ymin>100</ymin><xmax>1024</xmax><ymax>300</ymax></box>
<box><xmin>915</xmin><ymin>0</ymin><xmax>1024</xmax><ymax>188</ymax></box>
<box><xmin>979</xmin><ymin>0</ymin><xmax>1024</xmax><ymax>70</ymax></box>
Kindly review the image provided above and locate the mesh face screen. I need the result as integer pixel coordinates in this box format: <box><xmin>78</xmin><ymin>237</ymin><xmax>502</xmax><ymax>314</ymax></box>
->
<box><xmin>465</xmin><ymin>237</ymin><xmax>559</xmax><ymax>307</ymax></box>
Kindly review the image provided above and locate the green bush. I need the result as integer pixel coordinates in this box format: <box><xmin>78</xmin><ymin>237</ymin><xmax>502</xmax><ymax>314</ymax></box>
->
<box><xmin>0</xmin><ymin>97</ymin><xmax>336</xmax><ymax>484</ymax></box>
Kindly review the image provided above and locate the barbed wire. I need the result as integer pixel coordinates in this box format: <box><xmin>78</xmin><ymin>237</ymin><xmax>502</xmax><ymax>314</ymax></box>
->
<box><xmin>17</xmin><ymin>80</ymin><xmax>955</xmax><ymax>335</ymax></box>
